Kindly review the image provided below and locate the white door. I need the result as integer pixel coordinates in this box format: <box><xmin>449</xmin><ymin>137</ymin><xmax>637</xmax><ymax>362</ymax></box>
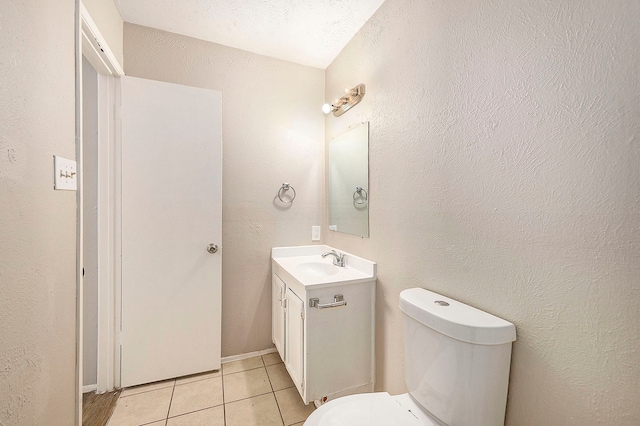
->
<box><xmin>120</xmin><ymin>76</ymin><xmax>222</xmax><ymax>387</ymax></box>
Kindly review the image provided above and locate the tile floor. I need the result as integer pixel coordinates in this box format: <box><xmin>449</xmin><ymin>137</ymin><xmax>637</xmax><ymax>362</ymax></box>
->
<box><xmin>107</xmin><ymin>353</ymin><xmax>315</xmax><ymax>426</ymax></box>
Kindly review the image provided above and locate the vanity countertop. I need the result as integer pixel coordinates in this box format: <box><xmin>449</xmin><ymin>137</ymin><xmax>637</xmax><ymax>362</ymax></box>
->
<box><xmin>271</xmin><ymin>245</ymin><xmax>376</xmax><ymax>289</ymax></box>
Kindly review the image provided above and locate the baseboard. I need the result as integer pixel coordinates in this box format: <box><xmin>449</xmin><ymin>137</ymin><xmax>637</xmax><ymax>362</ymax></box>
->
<box><xmin>83</xmin><ymin>384</ymin><xmax>97</xmax><ymax>393</ymax></box>
<box><xmin>221</xmin><ymin>347</ymin><xmax>278</xmax><ymax>364</ymax></box>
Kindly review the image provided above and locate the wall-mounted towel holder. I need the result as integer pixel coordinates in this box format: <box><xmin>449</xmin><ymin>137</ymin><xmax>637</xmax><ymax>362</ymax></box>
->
<box><xmin>278</xmin><ymin>183</ymin><xmax>296</xmax><ymax>204</ymax></box>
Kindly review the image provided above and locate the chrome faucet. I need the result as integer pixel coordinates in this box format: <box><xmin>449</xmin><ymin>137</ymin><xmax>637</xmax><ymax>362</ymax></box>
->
<box><xmin>322</xmin><ymin>250</ymin><xmax>346</xmax><ymax>267</ymax></box>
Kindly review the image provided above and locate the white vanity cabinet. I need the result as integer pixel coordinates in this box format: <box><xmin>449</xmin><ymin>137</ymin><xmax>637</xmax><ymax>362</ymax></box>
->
<box><xmin>271</xmin><ymin>245</ymin><xmax>376</xmax><ymax>405</ymax></box>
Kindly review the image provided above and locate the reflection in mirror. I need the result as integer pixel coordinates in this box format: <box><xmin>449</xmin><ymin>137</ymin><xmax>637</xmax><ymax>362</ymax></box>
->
<box><xmin>329</xmin><ymin>122</ymin><xmax>369</xmax><ymax>237</ymax></box>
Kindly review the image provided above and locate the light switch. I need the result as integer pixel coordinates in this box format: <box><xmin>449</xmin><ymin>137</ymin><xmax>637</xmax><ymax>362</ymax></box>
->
<box><xmin>312</xmin><ymin>226</ymin><xmax>321</xmax><ymax>241</ymax></box>
<box><xmin>54</xmin><ymin>156</ymin><xmax>77</xmax><ymax>190</ymax></box>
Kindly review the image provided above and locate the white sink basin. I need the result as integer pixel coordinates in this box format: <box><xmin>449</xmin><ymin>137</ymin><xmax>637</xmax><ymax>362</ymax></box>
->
<box><xmin>272</xmin><ymin>245</ymin><xmax>376</xmax><ymax>288</ymax></box>
<box><xmin>296</xmin><ymin>262</ymin><xmax>340</xmax><ymax>277</ymax></box>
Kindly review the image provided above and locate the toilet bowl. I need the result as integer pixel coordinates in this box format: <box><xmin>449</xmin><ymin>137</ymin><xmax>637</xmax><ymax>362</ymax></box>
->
<box><xmin>303</xmin><ymin>288</ymin><xmax>516</xmax><ymax>426</ymax></box>
<box><xmin>304</xmin><ymin>392</ymin><xmax>441</xmax><ymax>426</ymax></box>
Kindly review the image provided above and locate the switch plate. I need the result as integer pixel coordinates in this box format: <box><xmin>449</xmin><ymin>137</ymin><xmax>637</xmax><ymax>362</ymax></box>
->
<box><xmin>54</xmin><ymin>156</ymin><xmax>77</xmax><ymax>190</ymax></box>
<box><xmin>311</xmin><ymin>226</ymin><xmax>321</xmax><ymax>241</ymax></box>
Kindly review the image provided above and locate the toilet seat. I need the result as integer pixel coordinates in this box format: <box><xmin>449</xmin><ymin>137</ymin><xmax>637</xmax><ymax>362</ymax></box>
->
<box><xmin>304</xmin><ymin>392</ymin><xmax>441</xmax><ymax>426</ymax></box>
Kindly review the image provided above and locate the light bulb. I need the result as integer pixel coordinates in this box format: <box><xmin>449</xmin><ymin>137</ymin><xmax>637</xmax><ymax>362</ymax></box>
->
<box><xmin>322</xmin><ymin>103</ymin><xmax>332</xmax><ymax>114</ymax></box>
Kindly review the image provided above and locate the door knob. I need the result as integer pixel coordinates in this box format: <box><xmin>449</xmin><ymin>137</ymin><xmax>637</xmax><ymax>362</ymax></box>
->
<box><xmin>207</xmin><ymin>243</ymin><xmax>219</xmax><ymax>254</ymax></box>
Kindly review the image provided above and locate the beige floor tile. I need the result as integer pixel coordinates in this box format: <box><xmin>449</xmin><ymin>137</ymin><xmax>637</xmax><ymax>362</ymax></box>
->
<box><xmin>121</xmin><ymin>379</ymin><xmax>175</xmax><ymax>397</ymax></box>
<box><xmin>143</xmin><ymin>422</ymin><xmax>166</xmax><ymax>426</ymax></box>
<box><xmin>167</xmin><ymin>405</ymin><xmax>225</xmax><ymax>426</ymax></box>
<box><xmin>223</xmin><ymin>367</ymin><xmax>273</xmax><ymax>403</ymax></box>
<box><xmin>290</xmin><ymin>423</ymin><xmax>305</xmax><ymax>426</ymax></box>
<box><xmin>262</xmin><ymin>352</ymin><xmax>283</xmax><ymax>366</ymax></box>
<box><xmin>222</xmin><ymin>356</ymin><xmax>264</xmax><ymax>375</ymax></box>
<box><xmin>175</xmin><ymin>370</ymin><xmax>221</xmax><ymax>386</ymax></box>
<box><xmin>275</xmin><ymin>387</ymin><xmax>315</xmax><ymax>426</ymax></box>
<box><xmin>266</xmin><ymin>363</ymin><xmax>295</xmax><ymax>391</ymax></box>
<box><xmin>107</xmin><ymin>387</ymin><xmax>173</xmax><ymax>426</ymax></box>
<box><xmin>225</xmin><ymin>393</ymin><xmax>284</xmax><ymax>426</ymax></box>
<box><xmin>168</xmin><ymin>377</ymin><xmax>223</xmax><ymax>418</ymax></box>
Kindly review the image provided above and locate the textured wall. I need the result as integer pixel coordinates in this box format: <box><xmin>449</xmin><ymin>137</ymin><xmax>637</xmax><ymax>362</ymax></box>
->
<box><xmin>0</xmin><ymin>0</ymin><xmax>77</xmax><ymax>424</ymax></box>
<box><xmin>325</xmin><ymin>0</ymin><xmax>640</xmax><ymax>424</ymax></box>
<box><xmin>82</xmin><ymin>0</ymin><xmax>124</xmax><ymax>67</ymax></box>
<box><xmin>124</xmin><ymin>24</ymin><xmax>325</xmax><ymax>357</ymax></box>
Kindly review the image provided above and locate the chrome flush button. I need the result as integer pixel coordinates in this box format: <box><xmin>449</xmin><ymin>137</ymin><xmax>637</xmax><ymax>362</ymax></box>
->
<box><xmin>434</xmin><ymin>300</ymin><xmax>450</xmax><ymax>306</ymax></box>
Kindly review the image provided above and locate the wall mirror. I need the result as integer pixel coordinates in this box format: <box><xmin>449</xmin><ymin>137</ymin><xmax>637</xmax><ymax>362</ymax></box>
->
<box><xmin>329</xmin><ymin>122</ymin><xmax>369</xmax><ymax>237</ymax></box>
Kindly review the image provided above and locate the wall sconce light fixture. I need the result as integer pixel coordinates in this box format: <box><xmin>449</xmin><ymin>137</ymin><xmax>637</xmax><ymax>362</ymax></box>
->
<box><xmin>322</xmin><ymin>84</ymin><xmax>366</xmax><ymax>117</ymax></box>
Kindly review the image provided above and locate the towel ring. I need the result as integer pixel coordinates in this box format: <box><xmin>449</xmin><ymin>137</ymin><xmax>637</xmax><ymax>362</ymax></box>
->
<box><xmin>278</xmin><ymin>183</ymin><xmax>296</xmax><ymax>204</ymax></box>
<box><xmin>353</xmin><ymin>186</ymin><xmax>368</xmax><ymax>205</ymax></box>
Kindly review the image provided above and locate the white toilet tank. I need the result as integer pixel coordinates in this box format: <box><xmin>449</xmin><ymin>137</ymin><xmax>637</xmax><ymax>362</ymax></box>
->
<box><xmin>399</xmin><ymin>288</ymin><xmax>516</xmax><ymax>426</ymax></box>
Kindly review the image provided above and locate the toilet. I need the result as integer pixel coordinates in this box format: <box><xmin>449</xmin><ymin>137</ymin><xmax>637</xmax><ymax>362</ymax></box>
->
<box><xmin>304</xmin><ymin>287</ymin><xmax>516</xmax><ymax>426</ymax></box>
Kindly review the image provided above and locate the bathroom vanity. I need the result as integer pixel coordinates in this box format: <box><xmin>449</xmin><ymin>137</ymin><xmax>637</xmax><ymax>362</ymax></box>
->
<box><xmin>271</xmin><ymin>245</ymin><xmax>376</xmax><ymax>405</ymax></box>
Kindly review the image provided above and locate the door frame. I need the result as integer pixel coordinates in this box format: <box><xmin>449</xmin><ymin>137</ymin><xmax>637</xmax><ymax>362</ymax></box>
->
<box><xmin>75</xmin><ymin>1</ymin><xmax>124</xmax><ymax>423</ymax></box>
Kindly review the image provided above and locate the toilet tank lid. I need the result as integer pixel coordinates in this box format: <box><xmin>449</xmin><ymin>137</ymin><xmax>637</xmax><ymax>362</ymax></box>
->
<box><xmin>399</xmin><ymin>288</ymin><xmax>516</xmax><ymax>345</ymax></box>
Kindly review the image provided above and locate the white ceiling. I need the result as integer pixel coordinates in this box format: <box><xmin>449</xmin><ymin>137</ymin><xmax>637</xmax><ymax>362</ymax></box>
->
<box><xmin>114</xmin><ymin>0</ymin><xmax>387</xmax><ymax>69</ymax></box>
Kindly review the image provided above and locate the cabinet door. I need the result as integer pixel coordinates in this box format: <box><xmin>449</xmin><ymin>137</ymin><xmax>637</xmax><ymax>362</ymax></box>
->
<box><xmin>285</xmin><ymin>288</ymin><xmax>305</xmax><ymax>398</ymax></box>
<box><xmin>272</xmin><ymin>274</ymin><xmax>286</xmax><ymax>361</ymax></box>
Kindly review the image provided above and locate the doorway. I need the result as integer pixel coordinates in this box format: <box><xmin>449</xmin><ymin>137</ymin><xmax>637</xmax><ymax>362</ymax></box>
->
<box><xmin>77</xmin><ymin>8</ymin><xmax>223</xmax><ymax>424</ymax></box>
